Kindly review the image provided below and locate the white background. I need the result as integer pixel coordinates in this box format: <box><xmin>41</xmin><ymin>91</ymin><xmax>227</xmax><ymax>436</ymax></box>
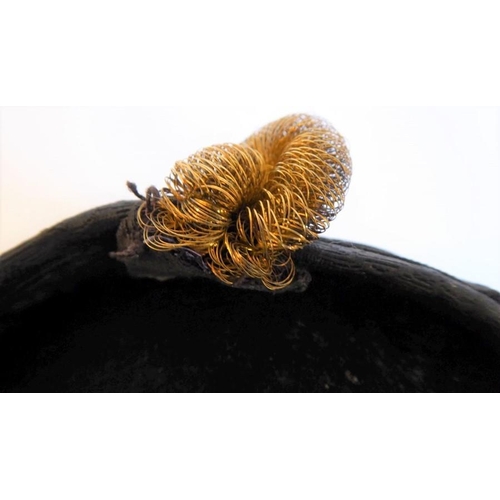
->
<box><xmin>1</xmin><ymin>106</ymin><xmax>499</xmax><ymax>290</ymax></box>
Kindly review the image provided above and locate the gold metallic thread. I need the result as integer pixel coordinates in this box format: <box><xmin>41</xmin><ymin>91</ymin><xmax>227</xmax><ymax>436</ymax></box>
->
<box><xmin>137</xmin><ymin>114</ymin><xmax>352</xmax><ymax>290</ymax></box>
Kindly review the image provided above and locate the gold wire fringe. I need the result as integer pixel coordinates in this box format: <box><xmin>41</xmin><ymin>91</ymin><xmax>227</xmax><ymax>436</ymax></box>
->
<box><xmin>137</xmin><ymin>114</ymin><xmax>352</xmax><ymax>290</ymax></box>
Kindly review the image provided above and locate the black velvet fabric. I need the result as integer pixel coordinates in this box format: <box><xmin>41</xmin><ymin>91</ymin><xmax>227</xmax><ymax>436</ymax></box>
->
<box><xmin>1</xmin><ymin>267</ymin><xmax>499</xmax><ymax>392</ymax></box>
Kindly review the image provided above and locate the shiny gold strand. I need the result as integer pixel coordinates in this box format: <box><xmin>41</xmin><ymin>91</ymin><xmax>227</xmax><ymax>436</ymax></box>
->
<box><xmin>137</xmin><ymin>114</ymin><xmax>352</xmax><ymax>290</ymax></box>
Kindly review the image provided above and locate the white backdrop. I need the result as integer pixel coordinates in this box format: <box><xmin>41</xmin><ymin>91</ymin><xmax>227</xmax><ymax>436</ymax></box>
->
<box><xmin>1</xmin><ymin>106</ymin><xmax>499</xmax><ymax>290</ymax></box>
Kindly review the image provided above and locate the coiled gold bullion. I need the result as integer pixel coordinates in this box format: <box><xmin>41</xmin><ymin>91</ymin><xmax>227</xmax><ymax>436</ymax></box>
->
<box><xmin>138</xmin><ymin>114</ymin><xmax>352</xmax><ymax>290</ymax></box>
